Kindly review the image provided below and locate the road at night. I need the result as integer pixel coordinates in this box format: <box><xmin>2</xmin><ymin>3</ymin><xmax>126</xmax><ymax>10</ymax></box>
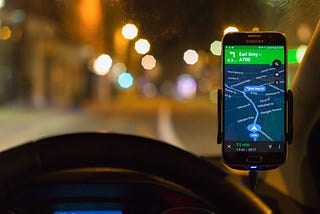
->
<box><xmin>0</xmin><ymin>98</ymin><xmax>221</xmax><ymax>157</ymax></box>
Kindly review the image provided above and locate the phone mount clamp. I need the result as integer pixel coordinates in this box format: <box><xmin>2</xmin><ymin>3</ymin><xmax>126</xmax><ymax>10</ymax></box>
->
<box><xmin>216</xmin><ymin>88</ymin><xmax>293</xmax><ymax>193</ymax></box>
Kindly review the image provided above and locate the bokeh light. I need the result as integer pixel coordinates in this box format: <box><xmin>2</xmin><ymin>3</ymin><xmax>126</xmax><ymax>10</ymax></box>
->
<box><xmin>141</xmin><ymin>55</ymin><xmax>157</xmax><ymax>70</ymax></box>
<box><xmin>0</xmin><ymin>0</ymin><xmax>5</xmax><ymax>9</ymax></box>
<box><xmin>93</xmin><ymin>54</ymin><xmax>112</xmax><ymax>76</ymax></box>
<box><xmin>121</xmin><ymin>24</ymin><xmax>138</xmax><ymax>40</ymax></box>
<box><xmin>118</xmin><ymin>72</ymin><xmax>134</xmax><ymax>88</ymax></box>
<box><xmin>223</xmin><ymin>26</ymin><xmax>239</xmax><ymax>35</ymax></box>
<box><xmin>135</xmin><ymin>39</ymin><xmax>150</xmax><ymax>54</ymax></box>
<box><xmin>296</xmin><ymin>45</ymin><xmax>307</xmax><ymax>63</ymax></box>
<box><xmin>210</xmin><ymin>40</ymin><xmax>222</xmax><ymax>56</ymax></box>
<box><xmin>297</xmin><ymin>24</ymin><xmax>312</xmax><ymax>43</ymax></box>
<box><xmin>0</xmin><ymin>26</ymin><xmax>11</xmax><ymax>40</ymax></box>
<box><xmin>183</xmin><ymin>49</ymin><xmax>199</xmax><ymax>65</ymax></box>
<box><xmin>177</xmin><ymin>74</ymin><xmax>197</xmax><ymax>99</ymax></box>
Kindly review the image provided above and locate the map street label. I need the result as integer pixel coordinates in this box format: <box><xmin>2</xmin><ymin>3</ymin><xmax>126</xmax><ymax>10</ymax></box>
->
<box><xmin>244</xmin><ymin>85</ymin><xmax>266</xmax><ymax>93</ymax></box>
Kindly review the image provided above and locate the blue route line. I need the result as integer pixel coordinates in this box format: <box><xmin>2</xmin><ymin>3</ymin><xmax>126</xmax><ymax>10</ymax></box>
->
<box><xmin>225</xmin><ymin>84</ymin><xmax>259</xmax><ymax>124</ymax></box>
<box><xmin>225</xmin><ymin>84</ymin><xmax>260</xmax><ymax>141</ymax></box>
<box><xmin>243</xmin><ymin>93</ymin><xmax>259</xmax><ymax>124</ymax></box>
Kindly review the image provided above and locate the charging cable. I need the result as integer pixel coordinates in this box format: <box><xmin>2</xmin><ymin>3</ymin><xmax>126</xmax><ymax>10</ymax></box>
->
<box><xmin>249</xmin><ymin>170</ymin><xmax>258</xmax><ymax>193</ymax></box>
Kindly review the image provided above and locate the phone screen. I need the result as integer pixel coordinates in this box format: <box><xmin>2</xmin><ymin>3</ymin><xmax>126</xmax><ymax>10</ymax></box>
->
<box><xmin>222</xmin><ymin>33</ymin><xmax>287</xmax><ymax>168</ymax></box>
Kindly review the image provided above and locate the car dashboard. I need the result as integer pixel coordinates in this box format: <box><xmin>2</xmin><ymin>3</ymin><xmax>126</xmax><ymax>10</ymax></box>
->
<box><xmin>3</xmin><ymin>168</ymin><xmax>214</xmax><ymax>213</ymax></box>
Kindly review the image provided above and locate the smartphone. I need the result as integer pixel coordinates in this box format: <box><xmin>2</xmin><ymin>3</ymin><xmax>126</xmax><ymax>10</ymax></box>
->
<box><xmin>222</xmin><ymin>32</ymin><xmax>287</xmax><ymax>170</ymax></box>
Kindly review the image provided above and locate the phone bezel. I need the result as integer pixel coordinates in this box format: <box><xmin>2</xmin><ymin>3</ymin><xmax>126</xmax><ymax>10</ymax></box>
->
<box><xmin>221</xmin><ymin>32</ymin><xmax>287</xmax><ymax>169</ymax></box>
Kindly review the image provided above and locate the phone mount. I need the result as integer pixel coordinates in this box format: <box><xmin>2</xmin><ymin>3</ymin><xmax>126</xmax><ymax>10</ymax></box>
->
<box><xmin>216</xmin><ymin>88</ymin><xmax>293</xmax><ymax>192</ymax></box>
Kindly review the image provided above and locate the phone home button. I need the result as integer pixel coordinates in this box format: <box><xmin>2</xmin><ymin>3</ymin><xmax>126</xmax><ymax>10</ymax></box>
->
<box><xmin>246</xmin><ymin>156</ymin><xmax>262</xmax><ymax>163</ymax></box>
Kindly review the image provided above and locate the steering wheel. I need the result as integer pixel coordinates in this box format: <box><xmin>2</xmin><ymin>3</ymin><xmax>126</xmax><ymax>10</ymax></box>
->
<box><xmin>0</xmin><ymin>132</ymin><xmax>270</xmax><ymax>213</ymax></box>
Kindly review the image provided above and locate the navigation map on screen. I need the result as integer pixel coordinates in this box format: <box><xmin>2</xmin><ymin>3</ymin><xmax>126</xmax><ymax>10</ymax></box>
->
<box><xmin>224</xmin><ymin>45</ymin><xmax>285</xmax><ymax>144</ymax></box>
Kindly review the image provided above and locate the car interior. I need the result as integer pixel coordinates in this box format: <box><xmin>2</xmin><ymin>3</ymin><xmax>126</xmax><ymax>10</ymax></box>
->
<box><xmin>0</xmin><ymin>0</ymin><xmax>319</xmax><ymax>213</ymax></box>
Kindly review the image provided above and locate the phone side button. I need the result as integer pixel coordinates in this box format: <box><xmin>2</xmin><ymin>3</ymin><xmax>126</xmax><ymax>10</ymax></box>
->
<box><xmin>246</xmin><ymin>156</ymin><xmax>262</xmax><ymax>163</ymax></box>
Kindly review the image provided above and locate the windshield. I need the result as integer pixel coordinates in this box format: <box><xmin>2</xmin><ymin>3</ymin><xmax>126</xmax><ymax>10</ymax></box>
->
<box><xmin>0</xmin><ymin>0</ymin><xmax>319</xmax><ymax>156</ymax></box>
